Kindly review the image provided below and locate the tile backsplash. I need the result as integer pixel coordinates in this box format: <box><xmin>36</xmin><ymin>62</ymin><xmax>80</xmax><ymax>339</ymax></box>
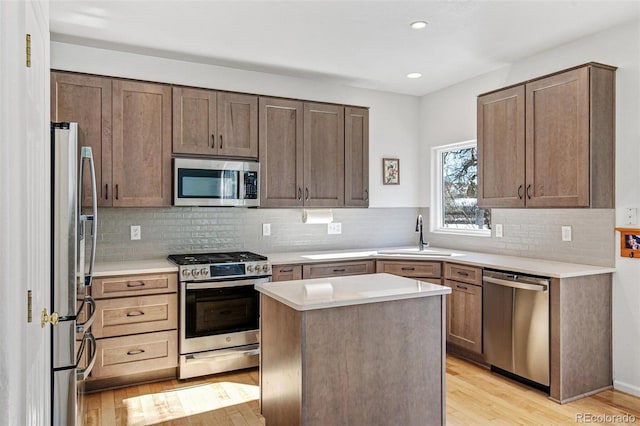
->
<box><xmin>94</xmin><ymin>206</ymin><xmax>615</xmax><ymax>267</ymax></box>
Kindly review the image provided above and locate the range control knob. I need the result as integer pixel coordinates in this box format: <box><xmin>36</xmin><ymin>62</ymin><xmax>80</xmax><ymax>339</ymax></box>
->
<box><xmin>182</xmin><ymin>269</ymin><xmax>191</xmax><ymax>278</ymax></box>
<box><xmin>200</xmin><ymin>268</ymin><xmax>209</xmax><ymax>277</ymax></box>
<box><xmin>262</xmin><ymin>264</ymin><xmax>270</xmax><ymax>272</ymax></box>
<box><xmin>192</xmin><ymin>269</ymin><xmax>200</xmax><ymax>277</ymax></box>
<box><xmin>247</xmin><ymin>265</ymin><xmax>254</xmax><ymax>273</ymax></box>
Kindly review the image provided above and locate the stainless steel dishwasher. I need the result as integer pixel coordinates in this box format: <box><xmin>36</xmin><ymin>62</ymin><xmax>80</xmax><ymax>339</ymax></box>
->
<box><xmin>483</xmin><ymin>269</ymin><xmax>550</xmax><ymax>389</ymax></box>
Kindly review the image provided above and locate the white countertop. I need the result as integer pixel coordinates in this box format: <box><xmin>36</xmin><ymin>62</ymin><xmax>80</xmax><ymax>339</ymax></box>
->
<box><xmin>93</xmin><ymin>259</ymin><xmax>178</xmax><ymax>277</ymax></box>
<box><xmin>255</xmin><ymin>273</ymin><xmax>451</xmax><ymax>311</ymax></box>
<box><xmin>266</xmin><ymin>246</ymin><xmax>616</xmax><ymax>279</ymax></box>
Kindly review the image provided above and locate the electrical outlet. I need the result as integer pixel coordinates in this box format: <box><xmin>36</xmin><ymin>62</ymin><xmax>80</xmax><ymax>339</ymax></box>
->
<box><xmin>327</xmin><ymin>222</ymin><xmax>342</xmax><ymax>235</ymax></box>
<box><xmin>625</xmin><ymin>208</ymin><xmax>637</xmax><ymax>225</ymax></box>
<box><xmin>495</xmin><ymin>224</ymin><xmax>503</xmax><ymax>238</ymax></box>
<box><xmin>561</xmin><ymin>226</ymin><xmax>572</xmax><ymax>242</ymax></box>
<box><xmin>130</xmin><ymin>225</ymin><xmax>141</xmax><ymax>240</ymax></box>
<box><xmin>262</xmin><ymin>223</ymin><xmax>271</xmax><ymax>236</ymax></box>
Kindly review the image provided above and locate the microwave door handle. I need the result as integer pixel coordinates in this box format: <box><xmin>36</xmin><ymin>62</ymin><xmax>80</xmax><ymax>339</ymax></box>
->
<box><xmin>80</xmin><ymin>147</ymin><xmax>97</xmax><ymax>286</ymax></box>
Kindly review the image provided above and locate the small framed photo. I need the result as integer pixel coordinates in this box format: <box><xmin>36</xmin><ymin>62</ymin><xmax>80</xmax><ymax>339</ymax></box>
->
<box><xmin>616</xmin><ymin>227</ymin><xmax>640</xmax><ymax>258</ymax></box>
<box><xmin>383</xmin><ymin>158</ymin><xmax>400</xmax><ymax>185</ymax></box>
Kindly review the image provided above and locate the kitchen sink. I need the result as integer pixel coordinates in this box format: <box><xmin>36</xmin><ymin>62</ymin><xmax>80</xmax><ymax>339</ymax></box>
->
<box><xmin>376</xmin><ymin>248</ymin><xmax>461</xmax><ymax>257</ymax></box>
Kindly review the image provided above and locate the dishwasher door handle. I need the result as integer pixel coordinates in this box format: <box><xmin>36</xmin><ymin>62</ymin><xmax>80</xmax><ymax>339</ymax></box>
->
<box><xmin>483</xmin><ymin>276</ymin><xmax>548</xmax><ymax>292</ymax></box>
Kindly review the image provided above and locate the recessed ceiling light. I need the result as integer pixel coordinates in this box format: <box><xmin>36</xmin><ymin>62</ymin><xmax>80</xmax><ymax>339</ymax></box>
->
<box><xmin>406</xmin><ymin>72</ymin><xmax>422</xmax><ymax>79</ymax></box>
<box><xmin>410</xmin><ymin>21</ymin><xmax>429</xmax><ymax>30</ymax></box>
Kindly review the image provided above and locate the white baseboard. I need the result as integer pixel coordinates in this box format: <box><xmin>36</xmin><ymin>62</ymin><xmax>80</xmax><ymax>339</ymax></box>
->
<box><xmin>614</xmin><ymin>380</ymin><xmax>640</xmax><ymax>397</ymax></box>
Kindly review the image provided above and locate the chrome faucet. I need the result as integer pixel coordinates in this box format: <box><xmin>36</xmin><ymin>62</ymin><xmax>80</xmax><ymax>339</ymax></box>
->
<box><xmin>415</xmin><ymin>214</ymin><xmax>429</xmax><ymax>251</ymax></box>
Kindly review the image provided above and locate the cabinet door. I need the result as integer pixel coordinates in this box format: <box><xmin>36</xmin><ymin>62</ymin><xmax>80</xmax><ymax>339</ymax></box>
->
<box><xmin>218</xmin><ymin>92</ymin><xmax>258</xmax><ymax>158</ymax></box>
<box><xmin>51</xmin><ymin>72</ymin><xmax>112</xmax><ymax>206</ymax></box>
<box><xmin>477</xmin><ymin>86</ymin><xmax>525</xmax><ymax>208</ymax></box>
<box><xmin>304</xmin><ymin>103</ymin><xmax>345</xmax><ymax>207</ymax></box>
<box><xmin>345</xmin><ymin>107</ymin><xmax>369</xmax><ymax>207</ymax></box>
<box><xmin>259</xmin><ymin>97</ymin><xmax>304</xmax><ymax>207</ymax></box>
<box><xmin>172</xmin><ymin>87</ymin><xmax>217</xmax><ymax>155</ymax></box>
<box><xmin>112</xmin><ymin>80</ymin><xmax>172</xmax><ymax>207</ymax></box>
<box><xmin>444</xmin><ymin>279</ymin><xmax>482</xmax><ymax>354</ymax></box>
<box><xmin>525</xmin><ymin>67</ymin><xmax>590</xmax><ymax>207</ymax></box>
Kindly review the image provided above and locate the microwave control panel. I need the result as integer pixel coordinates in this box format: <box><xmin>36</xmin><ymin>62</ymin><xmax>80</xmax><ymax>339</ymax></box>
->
<box><xmin>244</xmin><ymin>171</ymin><xmax>258</xmax><ymax>199</ymax></box>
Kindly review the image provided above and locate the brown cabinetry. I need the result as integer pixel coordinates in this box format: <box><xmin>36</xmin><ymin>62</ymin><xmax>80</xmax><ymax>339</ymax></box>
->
<box><xmin>51</xmin><ymin>72</ymin><xmax>173</xmax><ymax>207</ymax></box>
<box><xmin>376</xmin><ymin>260</ymin><xmax>441</xmax><ymax>284</ymax></box>
<box><xmin>271</xmin><ymin>264</ymin><xmax>303</xmax><ymax>282</ymax></box>
<box><xmin>303</xmin><ymin>260</ymin><xmax>375</xmax><ymax>279</ymax></box>
<box><xmin>173</xmin><ymin>87</ymin><xmax>258</xmax><ymax>158</ymax></box>
<box><xmin>443</xmin><ymin>263</ymin><xmax>482</xmax><ymax>354</ymax></box>
<box><xmin>260</xmin><ymin>98</ymin><xmax>368</xmax><ymax>208</ymax></box>
<box><xmin>89</xmin><ymin>272</ymin><xmax>178</xmax><ymax>386</ymax></box>
<box><xmin>478</xmin><ymin>63</ymin><xmax>615</xmax><ymax>208</ymax></box>
<box><xmin>345</xmin><ymin>107</ymin><xmax>369</xmax><ymax>207</ymax></box>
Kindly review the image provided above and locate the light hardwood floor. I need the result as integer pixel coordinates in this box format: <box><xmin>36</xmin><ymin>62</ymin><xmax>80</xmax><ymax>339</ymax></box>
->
<box><xmin>83</xmin><ymin>355</ymin><xmax>640</xmax><ymax>425</ymax></box>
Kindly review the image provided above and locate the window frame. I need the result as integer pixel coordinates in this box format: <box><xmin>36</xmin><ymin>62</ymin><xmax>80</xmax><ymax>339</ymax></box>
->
<box><xmin>430</xmin><ymin>139</ymin><xmax>491</xmax><ymax>237</ymax></box>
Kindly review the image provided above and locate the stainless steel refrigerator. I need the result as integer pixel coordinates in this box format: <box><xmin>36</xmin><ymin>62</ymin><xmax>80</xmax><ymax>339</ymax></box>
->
<box><xmin>51</xmin><ymin>122</ymin><xmax>98</xmax><ymax>425</ymax></box>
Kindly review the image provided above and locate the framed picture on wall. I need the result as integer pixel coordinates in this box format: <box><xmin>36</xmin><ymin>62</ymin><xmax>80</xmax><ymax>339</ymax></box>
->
<box><xmin>383</xmin><ymin>158</ymin><xmax>400</xmax><ymax>185</ymax></box>
<box><xmin>616</xmin><ymin>227</ymin><xmax>640</xmax><ymax>258</ymax></box>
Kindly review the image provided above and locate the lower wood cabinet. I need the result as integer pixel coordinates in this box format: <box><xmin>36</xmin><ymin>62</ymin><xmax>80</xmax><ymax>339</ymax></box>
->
<box><xmin>375</xmin><ymin>260</ymin><xmax>441</xmax><ymax>284</ymax></box>
<box><xmin>443</xmin><ymin>263</ymin><xmax>483</xmax><ymax>355</ymax></box>
<box><xmin>89</xmin><ymin>272</ymin><xmax>178</xmax><ymax>387</ymax></box>
<box><xmin>271</xmin><ymin>264</ymin><xmax>303</xmax><ymax>282</ymax></box>
<box><xmin>303</xmin><ymin>260</ymin><xmax>375</xmax><ymax>279</ymax></box>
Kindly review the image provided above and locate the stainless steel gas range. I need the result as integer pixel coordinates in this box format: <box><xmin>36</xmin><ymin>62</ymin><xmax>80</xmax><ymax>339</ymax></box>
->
<box><xmin>168</xmin><ymin>251</ymin><xmax>271</xmax><ymax>379</ymax></box>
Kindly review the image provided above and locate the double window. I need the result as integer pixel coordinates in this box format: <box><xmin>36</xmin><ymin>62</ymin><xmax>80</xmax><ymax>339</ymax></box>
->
<box><xmin>431</xmin><ymin>140</ymin><xmax>490</xmax><ymax>236</ymax></box>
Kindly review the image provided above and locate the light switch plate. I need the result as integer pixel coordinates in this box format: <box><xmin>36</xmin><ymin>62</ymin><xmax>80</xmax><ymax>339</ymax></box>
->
<box><xmin>625</xmin><ymin>208</ymin><xmax>637</xmax><ymax>225</ymax></box>
<box><xmin>328</xmin><ymin>222</ymin><xmax>342</xmax><ymax>234</ymax></box>
<box><xmin>262</xmin><ymin>223</ymin><xmax>271</xmax><ymax>236</ymax></box>
<box><xmin>495</xmin><ymin>224</ymin><xmax>503</xmax><ymax>238</ymax></box>
<box><xmin>561</xmin><ymin>226</ymin><xmax>572</xmax><ymax>242</ymax></box>
<box><xmin>130</xmin><ymin>225</ymin><xmax>141</xmax><ymax>240</ymax></box>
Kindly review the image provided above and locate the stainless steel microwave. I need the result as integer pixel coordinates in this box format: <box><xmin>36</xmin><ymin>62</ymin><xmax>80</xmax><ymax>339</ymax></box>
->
<box><xmin>173</xmin><ymin>158</ymin><xmax>259</xmax><ymax>207</ymax></box>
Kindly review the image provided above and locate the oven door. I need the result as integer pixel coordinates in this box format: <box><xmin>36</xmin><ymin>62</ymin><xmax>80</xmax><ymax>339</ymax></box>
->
<box><xmin>180</xmin><ymin>277</ymin><xmax>268</xmax><ymax>354</ymax></box>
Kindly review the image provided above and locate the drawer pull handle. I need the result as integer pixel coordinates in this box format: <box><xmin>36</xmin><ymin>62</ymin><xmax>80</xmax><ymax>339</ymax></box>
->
<box><xmin>280</xmin><ymin>268</ymin><xmax>294</xmax><ymax>273</ymax></box>
<box><xmin>126</xmin><ymin>310</ymin><xmax>145</xmax><ymax>317</ymax></box>
<box><xmin>127</xmin><ymin>281</ymin><xmax>146</xmax><ymax>288</ymax></box>
<box><xmin>127</xmin><ymin>349</ymin><xmax>145</xmax><ymax>356</ymax></box>
<box><xmin>456</xmin><ymin>271</ymin><xmax>469</xmax><ymax>277</ymax></box>
<box><xmin>332</xmin><ymin>268</ymin><xmax>346</xmax><ymax>272</ymax></box>
<box><xmin>456</xmin><ymin>284</ymin><xmax>468</xmax><ymax>290</ymax></box>
<box><xmin>401</xmin><ymin>267</ymin><xmax>415</xmax><ymax>271</ymax></box>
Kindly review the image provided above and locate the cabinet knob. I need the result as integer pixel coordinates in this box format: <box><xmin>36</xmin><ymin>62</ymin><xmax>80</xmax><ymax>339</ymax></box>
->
<box><xmin>211</xmin><ymin>134</ymin><xmax>216</xmax><ymax>148</ymax></box>
<box><xmin>305</xmin><ymin>188</ymin><xmax>309</xmax><ymax>201</ymax></box>
<box><xmin>220</xmin><ymin>135</ymin><xmax>223</xmax><ymax>149</ymax></box>
<box><xmin>526</xmin><ymin>184</ymin><xmax>532</xmax><ymax>199</ymax></box>
<box><xmin>517</xmin><ymin>185</ymin><xmax>523</xmax><ymax>199</ymax></box>
<box><xmin>297</xmin><ymin>187</ymin><xmax>302</xmax><ymax>201</ymax></box>
<box><xmin>364</xmin><ymin>189</ymin><xmax>369</xmax><ymax>201</ymax></box>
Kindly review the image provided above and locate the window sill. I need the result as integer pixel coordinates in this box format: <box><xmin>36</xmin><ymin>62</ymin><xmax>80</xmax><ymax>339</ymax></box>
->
<box><xmin>430</xmin><ymin>228</ymin><xmax>491</xmax><ymax>238</ymax></box>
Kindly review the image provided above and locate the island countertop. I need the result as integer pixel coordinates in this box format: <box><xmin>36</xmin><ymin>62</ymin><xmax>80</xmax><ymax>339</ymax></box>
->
<box><xmin>255</xmin><ymin>272</ymin><xmax>451</xmax><ymax>311</ymax></box>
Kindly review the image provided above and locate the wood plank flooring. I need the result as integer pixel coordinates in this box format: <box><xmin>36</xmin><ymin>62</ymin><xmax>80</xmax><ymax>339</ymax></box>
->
<box><xmin>83</xmin><ymin>355</ymin><xmax>640</xmax><ymax>425</ymax></box>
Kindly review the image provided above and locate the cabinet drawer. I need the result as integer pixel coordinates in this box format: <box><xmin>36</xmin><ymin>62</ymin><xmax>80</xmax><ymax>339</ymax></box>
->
<box><xmin>92</xmin><ymin>273</ymin><xmax>177</xmax><ymax>299</ymax></box>
<box><xmin>303</xmin><ymin>260</ymin><xmax>375</xmax><ymax>279</ymax></box>
<box><xmin>444</xmin><ymin>263</ymin><xmax>483</xmax><ymax>286</ymax></box>
<box><xmin>375</xmin><ymin>260</ymin><xmax>441</xmax><ymax>278</ymax></box>
<box><xmin>92</xmin><ymin>330</ymin><xmax>178</xmax><ymax>378</ymax></box>
<box><xmin>272</xmin><ymin>264</ymin><xmax>303</xmax><ymax>282</ymax></box>
<box><xmin>93</xmin><ymin>294</ymin><xmax>177</xmax><ymax>338</ymax></box>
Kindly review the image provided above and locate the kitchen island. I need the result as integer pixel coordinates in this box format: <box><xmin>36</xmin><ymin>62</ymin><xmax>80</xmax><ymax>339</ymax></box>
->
<box><xmin>256</xmin><ymin>273</ymin><xmax>451</xmax><ymax>426</ymax></box>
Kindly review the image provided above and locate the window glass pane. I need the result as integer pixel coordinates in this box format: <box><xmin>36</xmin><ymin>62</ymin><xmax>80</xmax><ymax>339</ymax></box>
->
<box><xmin>440</xmin><ymin>146</ymin><xmax>490</xmax><ymax>230</ymax></box>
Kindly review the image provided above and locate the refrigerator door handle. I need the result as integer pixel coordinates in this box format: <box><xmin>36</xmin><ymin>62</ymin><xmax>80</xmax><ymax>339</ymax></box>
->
<box><xmin>76</xmin><ymin>332</ymin><xmax>97</xmax><ymax>381</ymax></box>
<box><xmin>80</xmin><ymin>146</ymin><xmax>97</xmax><ymax>287</ymax></box>
<box><xmin>75</xmin><ymin>296</ymin><xmax>96</xmax><ymax>333</ymax></box>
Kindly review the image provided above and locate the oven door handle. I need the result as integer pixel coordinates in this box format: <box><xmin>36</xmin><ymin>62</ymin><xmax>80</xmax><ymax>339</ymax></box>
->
<box><xmin>185</xmin><ymin>277</ymin><xmax>270</xmax><ymax>290</ymax></box>
<box><xmin>189</xmin><ymin>344</ymin><xmax>260</xmax><ymax>359</ymax></box>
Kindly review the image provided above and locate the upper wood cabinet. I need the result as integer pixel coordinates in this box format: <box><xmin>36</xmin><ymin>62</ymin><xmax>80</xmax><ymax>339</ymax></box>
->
<box><xmin>51</xmin><ymin>72</ymin><xmax>112</xmax><ymax>207</ymax></box>
<box><xmin>304</xmin><ymin>102</ymin><xmax>345</xmax><ymax>207</ymax></box>
<box><xmin>173</xmin><ymin>87</ymin><xmax>258</xmax><ymax>158</ymax></box>
<box><xmin>260</xmin><ymin>99</ymin><xmax>366</xmax><ymax>208</ymax></box>
<box><xmin>52</xmin><ymin>72</ymin><xmax>172</xmax><ymax>207</ymax></box>
<box><xmin>259</xmin><ymin>97</ymin><xmax>304</xmax><ymax>207</ymax></box>
<box><xmin>112</xmin><ymin>80</ymin><xmax>172</xmax><ymax>207</ymax></box>
<box><xmin>345</xmin><ymin>107</ymin><xmax>369</xmax><ymax>207</ymax></box>
<box><xmin>477</xmin><ymin>63</ymin><xmax>615</xmax><ymax>208</ymax></box>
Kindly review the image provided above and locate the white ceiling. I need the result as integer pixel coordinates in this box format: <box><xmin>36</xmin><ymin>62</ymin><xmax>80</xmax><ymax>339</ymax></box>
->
<box><xmin>50</xmin><ymin>0</ymin><xmax>640</xmax><ymax>96</ymax></box>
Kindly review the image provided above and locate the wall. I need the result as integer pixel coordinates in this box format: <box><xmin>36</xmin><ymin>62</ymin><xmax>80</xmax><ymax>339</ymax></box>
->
<box><xmin>50</xmin><ymin>41</ymin><xmax>422</xmax><ymax>208</ymax></box>
<box><xmin>419</xmin><ymin>20</ymin><xmax>640</xmax><ymax>396</ymax></box>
